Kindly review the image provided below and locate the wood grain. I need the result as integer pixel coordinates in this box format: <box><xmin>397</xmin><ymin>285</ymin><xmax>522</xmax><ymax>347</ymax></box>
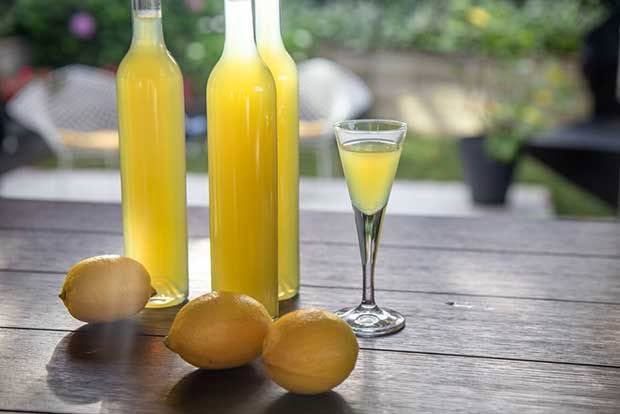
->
<box><xmin>2</xmin><ymin>229</ymin><xmax>620</xmax><ymax>303</ymax></box>
<box><xmin>0</xmin><ymin>328</ymin><xmax>619</xmax><ymax>414</ymax></box>
<box><xmin>2</xmin><ymin>270</ymin><xmax>620</xmax><ymax>367</ymax></box>
<box><xmin>300</xmin><ymin>243</ymin><xmax>620</xmax><ymax>303</ymax></box>
<box><xmin>2</xmin><ymin>199</ymin><xmax>620</xmax><ymax>413</ymax></box>
<box><xmin>2</xmin><ymin>199</ymin><xmax>620</xmax><ymax>257</ymax></box>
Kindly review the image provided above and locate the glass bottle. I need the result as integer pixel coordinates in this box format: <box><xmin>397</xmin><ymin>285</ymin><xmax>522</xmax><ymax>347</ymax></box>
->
<box><xmin>206</xmin><ymin>0</ymin><xmax>279</xmax><ymax>317</ymax></box>
<box><xmin>255</xmin><ymin>0</ymin><xmax>300</xmax><ymax>300</ymax></box>
<box><xmin>116</xmin><ymin>0</ymin><xmax>188</xmax><ymax>308</ymax></box>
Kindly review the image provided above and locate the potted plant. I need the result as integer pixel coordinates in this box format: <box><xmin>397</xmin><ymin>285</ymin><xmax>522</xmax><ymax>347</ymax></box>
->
<box><xmin>460</xmin><ymin>58</ymin><xmax>580</xmax><ymax>205</ymax></box>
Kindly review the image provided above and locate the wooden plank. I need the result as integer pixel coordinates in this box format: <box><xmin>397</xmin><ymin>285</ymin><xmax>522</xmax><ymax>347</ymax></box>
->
<box><xmin>0</xmin><ymin>198</ymin><xmax>124</xmax><ymax>234</ymax></box>
<box><xmin>0</xmin><ymin>229</ymin><xmax>123</xmax><ymax>273</ymax></box>
<box><xmin>302</xmin><ymin>243</ymin><xmax>620</xmax><ymax>304</ymax></box>
<box><xmin>0</xmin><ymin>328</ymin><xmax>618</xmax><ymax>414</ymax></box>
<box><xmin>1</xmin><ymin>199</ymin><xmax>620</xmax><ymax>257</ymax></box>
<box><xmin>2</xmin><ymin>229</ymin><xmax>620</xmax><ymax>303</ymax></box>
<box><xmin>2</xmin><ymin>270</ymin><xmax>620</xmax><ymax>367</ymax></box>
<box><xmin>302</xmin><ymin>214</ymin><xmax>620</xmax><ymax>258</ymax></box>
<box><xmin>0</xmin><ymin>230</ymin><xmax>210</xmax><ymax>279</ymax></box>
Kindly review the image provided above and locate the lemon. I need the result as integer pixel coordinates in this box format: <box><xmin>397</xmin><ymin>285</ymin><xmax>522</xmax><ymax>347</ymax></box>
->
<box><xmin>165</xmin><ymin>291</ymin><xmax>273</xmax><ymax>369</ymax></box>
<box><xmin>262</xmin><ymin>309</ymin><xmax>359</xmax><ymax>394</ymax></box>
<box><xmin>59</xmin><ymin>255</ymin><xmax>155</xmax><ymax>323</ymax></box>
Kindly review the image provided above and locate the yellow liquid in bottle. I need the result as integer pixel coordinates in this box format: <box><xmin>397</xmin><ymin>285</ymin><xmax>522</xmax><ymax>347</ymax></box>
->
<box><xmin>207</xmin><ymin>55</ymin><xmax>279</xmax><ymax>317</ymax></box>
<box><xmin>116</xmin><ymin>16</ymin><xmax>188</xmax><ymax>308</ymax></box>
<box><xmin>258</xmin><ymin>45</ymin><xmax>300</xmax><ymax>301</ymax></box>
<box><xmin>338</xmin><ymin>140</ymin><xmax>402</xmax><ymax>215</ymax></box>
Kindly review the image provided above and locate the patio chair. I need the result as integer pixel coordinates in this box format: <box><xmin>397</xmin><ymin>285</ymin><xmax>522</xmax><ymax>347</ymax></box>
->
<box><xmin>6</xmin><ymin>65</ymin><xmax>119</xmax><ymax>169</ymax></box>
<box><xmin>299</xmin><ymin>58</ymin><xmax>373</xmax><ymax>176</ymax></box>
<box><xmin>526</xmin><ymin>119</ymin><xmax>620</xmax><ymax>208</ymax></box>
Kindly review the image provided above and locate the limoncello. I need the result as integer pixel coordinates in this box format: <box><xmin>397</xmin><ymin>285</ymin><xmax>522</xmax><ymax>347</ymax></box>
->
<box><xmin>116</xmin><ymin>0</ymin><xmax>188</xmax><ymax>308</ymax></box>
<box><xmin>338</xmin><ymin>140</ymin><xmax>403</xmax><ymax>215</ymax></box>
<box><xmin>255</xmin><ymin>0</ymin><xmax>300</xmax><ymax>301</ymax></box>
<box><xmin>207</xmin><ymin>0</ymin><xmax>278</xmax><ymax>317</ymax></box>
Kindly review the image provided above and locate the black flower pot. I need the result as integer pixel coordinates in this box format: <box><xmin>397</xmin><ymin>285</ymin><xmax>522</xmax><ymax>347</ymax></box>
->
<box><xmin>459</xmin><ymin>136</ymin><xmax>516</xmax><ymax>205</ymax></box>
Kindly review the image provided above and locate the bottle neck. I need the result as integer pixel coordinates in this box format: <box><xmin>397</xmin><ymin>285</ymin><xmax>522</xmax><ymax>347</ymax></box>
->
<box><xmin>223</xmin><ymin>0</ymin><xmax>258</xmax><ymax>58</ymax></box>
<box><xmin>131</xmin><ymin>0</ymin><xmax>164</xmax><ymax>46</ymax></box>
<box><xmin>255</xmin><ymin>0</ymin><xmax>284</xmax><ymax>49</ymax></box>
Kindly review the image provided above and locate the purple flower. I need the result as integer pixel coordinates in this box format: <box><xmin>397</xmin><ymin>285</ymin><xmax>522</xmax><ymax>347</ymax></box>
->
<box><xmin>184</xmin><ymin>0</ymin><xmax>204</xmax><ymax>12</ymax></box>
<box><xmin>69</xmin><ymin>12</ymin><xmax>96</xmax><ymax>39</ymax></box>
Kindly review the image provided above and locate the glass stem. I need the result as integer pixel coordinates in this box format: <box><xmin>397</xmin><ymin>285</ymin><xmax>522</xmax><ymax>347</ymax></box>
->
<box><xmin>353</xmin><ymin>205</ymin><xmax>385</xmax><ymax>308</ymax></box>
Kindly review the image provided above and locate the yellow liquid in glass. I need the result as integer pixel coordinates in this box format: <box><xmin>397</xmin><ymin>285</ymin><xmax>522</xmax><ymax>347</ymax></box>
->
<box><xmin>258</xmin><ymin>45</ymin><xmax>300</xmax><ymax>301</ymax></box>
<box><xmin>338</xmin><ymin>140</ymin><xmax>402</xmax><ymax>215</ymax></box>
<box><xmin>206</xmin><ymin>56</ymin><xmax>279</xmax><ymax>317</ymax></box>
<box><xmin>116</xmin><ymin>17</ymin><xmax>188</xmax><ymax>308</ymax></box>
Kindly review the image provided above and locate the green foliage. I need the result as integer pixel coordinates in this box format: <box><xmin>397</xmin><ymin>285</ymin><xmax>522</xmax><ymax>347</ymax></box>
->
<box><xmin>13</xmin><ymin>0</ymin><xmax>131</xmax><ymax>68</ymax></box>
<box><xmin>0</xmin><ymin>0</ymin><xmax>17</xmax><ymax>36</ymax></box>
<box><xmin>478</xmin><ymin>58</ymin><xmax>584</xmax><ymax>162</ymax></box>
<box><xmin>284</xmin><ymin>0</ymin><xmax>606</xmax><ymax>57</ymax></box>
<box><xmin>162</xmin><ymin>0</ymin><xmax>224</xmax><ymax>92</ymax></box>
<box><xmin>3</xmin><ymin>0</ymin><xmax>608</xmax><ymax>92</ymax></box>
<box><xmin>9</xmin><ymin>0</ymin><xmax>223</xmax><ymax>93</ymax></box>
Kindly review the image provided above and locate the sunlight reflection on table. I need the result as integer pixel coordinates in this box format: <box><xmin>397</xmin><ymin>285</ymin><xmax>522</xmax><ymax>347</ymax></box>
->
<box><xmin>188</xmin><ymin>237</ymin><xmax>211</xmax><ymax>297</ymax></box>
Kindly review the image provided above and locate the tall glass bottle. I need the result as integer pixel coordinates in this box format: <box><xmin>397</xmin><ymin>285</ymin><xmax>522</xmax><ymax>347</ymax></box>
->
<box><xmin>255</xmin><ymin>0</ymin><xmax>300</xmax><ymax>300</ymax></box>
<box><xmin>116</xmin><ymin>0</ymin><xmax>188</xmax><ymax>308</ymax></box>
<box><xmin>206</xmin><ymin>0</ymin><xmax>278</xmax><ymax>317</ymax></box>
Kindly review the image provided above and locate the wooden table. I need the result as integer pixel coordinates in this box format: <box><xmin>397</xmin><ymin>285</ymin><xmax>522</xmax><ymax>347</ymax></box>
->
<box><xmin>1</xmin><ymin>198</ymin><xmax>619</xmax><ymax>413</ymax></box>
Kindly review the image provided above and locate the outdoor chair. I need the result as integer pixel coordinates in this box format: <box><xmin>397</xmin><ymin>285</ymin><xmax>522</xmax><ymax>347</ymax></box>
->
<box><xmin>299</xmin><ymin>58</ymin><xmax>373</xmax><ymax>176</ymax></box>
<box><xmin>6</xmin><ymin>65</ymin><xmax>119</xmax><ymax>169</ymax></box>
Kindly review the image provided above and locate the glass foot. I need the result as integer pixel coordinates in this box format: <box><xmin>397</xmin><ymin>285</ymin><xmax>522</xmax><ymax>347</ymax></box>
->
<box><xmin>335</xmin><ymin>304</ymin><xmax>405</xmax><ymax>337</ymax></box>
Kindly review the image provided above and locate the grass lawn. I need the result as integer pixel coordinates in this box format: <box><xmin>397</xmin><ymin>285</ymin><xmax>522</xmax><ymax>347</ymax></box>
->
<box><xmin>39</xmin><ymin>134</ymin><xmax>614</xmax><ymax>218</ymax></box>
<box><xmin>399</xmin><ymin>136</ymin><xmax>614</xmax><ymax>217</ymax></box>
<box><xmin>290</xmin><ymin>135</ymin><xmax>615</xmax><ymax>218</ymax></box>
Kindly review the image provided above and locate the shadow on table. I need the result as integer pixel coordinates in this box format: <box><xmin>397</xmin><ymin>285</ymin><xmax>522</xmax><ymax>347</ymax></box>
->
<box><xmin>133</xmin><ymin>302</ymin><xmax>185</xmax><ymax>335</ymax></box>
<box><xmin>45</xmin><ymin>321</ymin><xmax>149</xmax><ymax>405</ymax></box>
<box><xmin>166</xmin><ymin>365</ymin><xmax>354</xmax><ymax>413</ymax></box>
<box><xmin>45</xmin><ymin>318</ymin><xmax>355</xmax><ymax>413</ymax></box>
<box><xmin>279</xmin><ymin>293</ymin><xmax>301</xmax><ymax>316</ymax></box>
<box><xmin>166</xmin><ymin>365</ymin><xmax>269</xmax><ymax>411</ymax></box>
<box><xmin>266</xmin><ymin>391</ymin><xmax>354</xmax><ymax>414</ymax></box>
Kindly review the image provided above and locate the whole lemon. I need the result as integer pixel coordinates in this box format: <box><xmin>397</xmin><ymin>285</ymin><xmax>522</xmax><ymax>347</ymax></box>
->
<box><xmin>165</xmin><ymin>291</ymin><xmax>273</xmax><ymax>369</ymax></box>
<box><xmin>262</xmin><ymin>309</ymin><xmax>359</xmax><ymax>394</ymax></box>
<box><xmin>59</xmin><ymin>255</ymin><xmax>155</xmax><ymax>323</ymax></box>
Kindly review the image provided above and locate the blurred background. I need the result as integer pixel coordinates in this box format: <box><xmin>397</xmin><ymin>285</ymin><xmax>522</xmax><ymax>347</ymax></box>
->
<box><xmin>0</xmin><ymin>0</ymin><xmax>619</xmax><ymax>218</ymax></box>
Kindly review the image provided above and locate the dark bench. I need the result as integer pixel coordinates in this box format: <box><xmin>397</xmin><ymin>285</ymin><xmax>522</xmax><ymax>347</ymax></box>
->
<box><xmin>526</xmin><ymin>119</ymin><xmax>620</xmax><ymax>208</ymax></box>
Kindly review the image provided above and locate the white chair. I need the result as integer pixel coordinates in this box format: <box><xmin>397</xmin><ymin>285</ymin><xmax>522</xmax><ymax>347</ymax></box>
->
<box><xmin>7</xmin><ymin>65</ymin><xmax>119</xmax><ymax>169</ymax></box>
<box><xmin>299</xmin><ymin>58</ymin><xmax>373</xmax><ymax>176</ymax></box>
